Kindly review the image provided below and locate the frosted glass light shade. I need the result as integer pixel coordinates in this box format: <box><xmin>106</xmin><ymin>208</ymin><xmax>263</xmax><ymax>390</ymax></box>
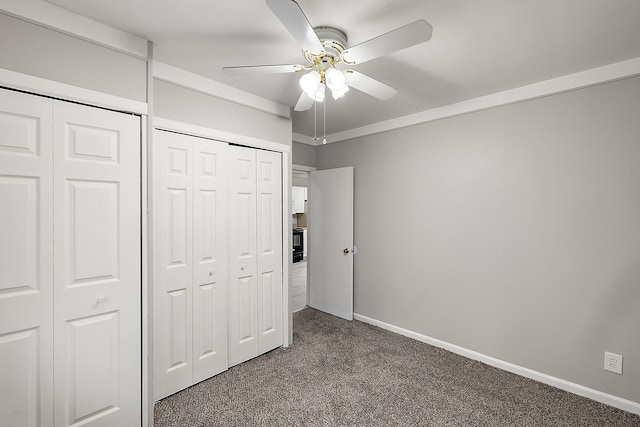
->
<box><xmin>325</xmin><ymin>67</ymin><xmax>346</xmax><ymax>91</ymax></box>
<box><xmin>306</xmin><ymin>82</ymin><xmax>325</xmax><ymax>102</ymax></box>
<box><xmin>299</xmin><ymin>71</ymin><xmax>321</xmax><ymax>94</ymax></box>
<box><xmin>331</xmin><ymin>83</ymin><xmax>349</xmax><ymax>99</ymax></box>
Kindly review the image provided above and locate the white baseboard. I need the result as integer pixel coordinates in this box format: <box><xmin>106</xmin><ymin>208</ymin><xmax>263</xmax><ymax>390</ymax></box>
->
<box><xmin>353</xmin><ymin>313</ymin><xmax>640</xmax><ymax>416</ymax></box>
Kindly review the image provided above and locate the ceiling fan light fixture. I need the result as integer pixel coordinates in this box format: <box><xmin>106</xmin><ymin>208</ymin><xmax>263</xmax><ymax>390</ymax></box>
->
<box><xmin>331</xmin><ymin>83</ymin><xmax>349</xmax><ymax>100</ymax></box>
<box><xmin>325</xmin><ymin>67</ymin><xmax>346</xmax><ymax>91</ymax></box>
<box><xmin>306</xmin><ymin>82</ymin><xmax>325</xmax><ymax>102</ymax></box>
<box><xmin>299</xmin><ymin>70</ymin><xmax>321</xmax><ymax>94</ymax></box>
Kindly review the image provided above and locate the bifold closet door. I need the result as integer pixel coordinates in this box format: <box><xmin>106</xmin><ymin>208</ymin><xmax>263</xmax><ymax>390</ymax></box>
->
<box><xmin>0</xmin><ymin>88</ymin><xmax>141</xmax><ymax>426</ymax></box>
<box><xmin>0</xmin><ymin>90</ymin><xmax>54</xmax><ymax>426</ymax></box>
<box><xmin>53</xmin><ymin>101</ymin><xmax>141</xmax><ymax>427</ymax></box>
<box><xmin>153</xmin><ymin>131</ymin><xmax>228</xmax><ymax>400</ymax></box>
<box><xmin>228</xmin><ymin>147</ymin><xmax>282</xmax><ymax>367</ymax></box>
<box><xmin>256</xmin><ymin>150</ymin><xmax>283</xmax><ymax>354</ymax></box>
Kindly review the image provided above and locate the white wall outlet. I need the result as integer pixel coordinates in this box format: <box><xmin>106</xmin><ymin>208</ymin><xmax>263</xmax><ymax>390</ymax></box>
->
<box><xmin>604</xmin><ymin>352</ymin><xmax>623</xmax><ymax>374</ymax></box>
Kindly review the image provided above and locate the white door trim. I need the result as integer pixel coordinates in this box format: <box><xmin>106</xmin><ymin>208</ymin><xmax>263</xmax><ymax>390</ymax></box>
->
<box><xmin>0</xmin><ymin>67</ymin><xmax>148</xmax><ymax>115</ymax></box>
<box><xmin>1</xmin><ymin>70</ymin><xmax>148</xmax><ymax>426</ymax></box>
<box><xmin>153</xmin><ymin>117</ymin><xmax>290</xmax><ymax>153</ymax></box>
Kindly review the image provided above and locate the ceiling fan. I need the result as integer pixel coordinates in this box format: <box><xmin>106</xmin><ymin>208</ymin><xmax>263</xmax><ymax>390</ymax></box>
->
<box><xmin>222</xmin><ymin>0</ymin><xmax>433</xmax><ymax>111</ymax></box>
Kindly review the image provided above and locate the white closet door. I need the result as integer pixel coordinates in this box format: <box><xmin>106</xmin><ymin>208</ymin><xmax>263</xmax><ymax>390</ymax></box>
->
<box><xmin>0</xmin><ymin>90</ymin><xmax>54</xmax><ymax>427</ymax></box>
<box><xmin>53</xmin><ymin>102</ymin><xmax>141</xmax><ymax>426</ymax></box>
<box><xmin>228</xmin><ymin>146</ymin><xmax>259</xmax><ymax>367</ymax></box>
<box><xmin>192</xmin><ymin>138</ymin><xmax>228</xmax><ymax>383</ymax></box>
<box><xmin>153</xmin><ymin>131</ymin><xmax>194</xmax><ymax>400</ymax></box>
<box><xmin>256</xmin><ymin>150</ymin><xmax>283</xmax><ymax>353</ymax></box>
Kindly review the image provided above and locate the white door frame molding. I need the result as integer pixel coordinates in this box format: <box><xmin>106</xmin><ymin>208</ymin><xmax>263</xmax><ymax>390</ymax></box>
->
<box><xmin>0</xmin><ymin>67</ymin><xmax>148</xmax><ymax>115</ymax></box>
<box><xmin>1</xmin><ymin>69</ymin><xmax>149</xmax><ymax>425</ymax></box>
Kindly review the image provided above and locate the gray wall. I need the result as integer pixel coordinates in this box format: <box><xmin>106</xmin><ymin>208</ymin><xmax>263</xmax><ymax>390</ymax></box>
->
<box><xmin>316</xmin><ymin>76</ymin><xmax>640</xmax><ymax>403</ymax></box>
<box><xmin>292</xmin><ymin>141</ymin><xmax>317</xmax><ymax>168</ymax></box>
<box><xmin>0</xmin><ymin>13</ymin><xmax>147</xmax><ymax>102</ymax></box>
<box><xmin>153</xmin><ymin>79</ymin><xmax>291</xmax><ymax>145</ymax></box>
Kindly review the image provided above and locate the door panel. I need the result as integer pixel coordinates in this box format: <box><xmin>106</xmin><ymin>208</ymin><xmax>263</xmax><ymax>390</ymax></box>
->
<box><xmin>65</xmin><ymin>312</ymin><xmax>119</xmax><ymax>424</ymax></box>
<box><xmin>309</xmin><ymin>167</ymin><xmax>354</xmax><ymax>320</ymax></box>
<box><xmin>153</xmin><ymin>131</ymin><xmax>193</xmax><ymax>400</ymax></box>
<box><xmin>256</xmin><ymin>150</ymin><xmax>282</xmax><ymax>353</ymax></box>
<box><xmin>228</xmin><ymin>146</ymin><xmax>258</xmax><ymax>367</ymax></box>
<box><xmin>192</xmin><ymin>138</ymin><xmax>228</xmax><ymax>382</ymax></box>
<box><xmin>53</xmin><ymin>101</ymin><xmax>140</xmax><ymax>426</ymax></box>
<box><xmin>0</xmin><ymin>89</ymin><xmax>54</xmax><ymax>426</ymax></box>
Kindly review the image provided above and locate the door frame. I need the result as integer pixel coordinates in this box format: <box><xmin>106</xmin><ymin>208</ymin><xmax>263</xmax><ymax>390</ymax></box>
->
<box><xmin>292</xmin><ymin>164</ymin><xmax>316</xmax><ymax>328</ymax></box>
<box><xmin>0</xmin><ymin>69</ymin><xmax>149</xmax><ymax>424</ymax></box>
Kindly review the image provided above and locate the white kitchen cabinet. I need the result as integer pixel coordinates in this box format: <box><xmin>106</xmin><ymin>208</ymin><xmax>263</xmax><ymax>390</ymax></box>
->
<box><xmin>292</xmin><ymin>186</ymin><xmax>307</xmax><ymax>213</ymax></box>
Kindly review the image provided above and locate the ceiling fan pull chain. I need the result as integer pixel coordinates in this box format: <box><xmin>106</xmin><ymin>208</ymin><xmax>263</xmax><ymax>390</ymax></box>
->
<box><xmin>323</xmin><ymin>98</ymin><xmax>327</xmax><ymax>144</ymax></box>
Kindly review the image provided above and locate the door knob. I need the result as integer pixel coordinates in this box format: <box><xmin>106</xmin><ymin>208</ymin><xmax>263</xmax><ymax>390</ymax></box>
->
<box><xmin>96</xmin><ymin>296</ymin><xmax>107</xmax><ymax>304</ymax></box>
<box><xmin>343</xmin><ymin>248</ymin><xmax>350</xmax><ymax>254</ymax></box>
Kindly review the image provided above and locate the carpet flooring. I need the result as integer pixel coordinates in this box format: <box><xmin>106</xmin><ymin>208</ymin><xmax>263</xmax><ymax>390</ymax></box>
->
<box><xmin>154</xmin><ymin>308</ymin><xmax>640</xmax><ymax>426</ymax></box>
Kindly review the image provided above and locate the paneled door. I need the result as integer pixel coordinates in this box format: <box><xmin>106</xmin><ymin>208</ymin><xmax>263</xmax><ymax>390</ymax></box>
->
<box><xmin>308</xmin><ymin>167</ymin><xmax>354</xmax><ymax>320</ymax></box>
<box><xmin>228</xmin><ymin>146</ymin><xmax>259</xmax><ymax>367</ymax></box>
<box><xmin>228</xmin><ymin>147</ymin><xmax>283</xmax><ymax>367</ymax></box>
<box><xmin>191</xmin><ymin>137</ymin><xmax>228</xmax><ymax>383</ymax></box>
<box><xmin>0</xmin><ymin>90</ymin><xmax>54</xmax><ymax>426</ymax></box>
<box><xmin>0</xmin><ymin>88</ymin><xmax>141</xmax><ymax>426</ymax></box>
<box><xmin>153</xmin><ymin>130</ymin><xmax>194</xmax><ymax>399</ymax></box>
<box><xmin>256</xmin><ymin>150</ymin><xmax>283</xmax><ymax>354</ymax></box>
<box><xmin>153</xmin><ymin>130</ymin><xmax>229</xmax><ymax>399</ymax></box>
<box><xmin>53</xmin><ymin>102</ymin><xmax>141</xmax><ymax>426</ymax></box>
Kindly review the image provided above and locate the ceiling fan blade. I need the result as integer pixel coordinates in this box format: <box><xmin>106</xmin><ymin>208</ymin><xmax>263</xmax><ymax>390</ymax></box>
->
<box><xmin>342</xmin><ymin>20</ymin><xmax>433</xmax><ymax>64</ymax></box>
<box><xmin>222</xmin><ymin>64</ymin><xmax>305</xmax><ymax>75</ymax></box>
<box><xmin>344</xmin><ymin>70</ymin><xmax>398</xmax><ymax>100</ymax></box>
<box><xmin>294</xmin><ymin>92</ymin><xmax>314</xmax><ymax>111</ymax></box>
<box><xmin>266</xmin><ymin>0</ymin><xmax>324</xmax><ymax>55</ymax></box>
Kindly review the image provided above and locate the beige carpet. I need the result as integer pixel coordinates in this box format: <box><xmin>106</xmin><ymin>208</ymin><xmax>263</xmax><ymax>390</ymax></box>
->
<box><xmin>154</xmin><ymin>308</ymin><xmax>640</xmax><ymax>426</ymax></box>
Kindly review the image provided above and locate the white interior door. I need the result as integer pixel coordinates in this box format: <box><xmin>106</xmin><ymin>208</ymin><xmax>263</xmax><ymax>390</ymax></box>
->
<box><xmin>192</xmin><ymin>137</ymin><xmax>228</xmax><ymax>383</ymax></box>
<box><xmin>53</xmin><ymin>101</ymin><xmax>141</xmax><ymax>426</ymax></box>
<box><xmin>0</xmin><ymin>89</ymin><xmax>54</xmax><ymax>426</ymax></box>
<box><xmin>228</xmin><ymin>146</ymin><xmax>259</xmax><ymax>367</ymax></box>
<box><xmin>256</xmin><ymin>150</ymin><xmax>282</xmax><ymax>354</ymax></box>
<box><xmin>308</xmin><ymin>167</ymin><xmax>354</xmax><ymax>320</ymax></box>
<box><xmin>153</xmin><ymin>131</ymin><xmax>194</xmax><ymax>399</ymax></box>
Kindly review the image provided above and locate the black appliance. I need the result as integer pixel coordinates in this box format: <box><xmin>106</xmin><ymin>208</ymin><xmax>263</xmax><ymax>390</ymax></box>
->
<box><xmin>292</xmin><ymin>228</ymin><xmax>304</xmax><ymax>263</ymax></box>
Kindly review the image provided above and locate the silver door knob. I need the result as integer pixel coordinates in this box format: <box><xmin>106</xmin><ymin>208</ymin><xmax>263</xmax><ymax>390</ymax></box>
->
<box><xmin>343</xmin><ymin>248</ymin><xmax>350</xmax><ymax>254</ymax></box>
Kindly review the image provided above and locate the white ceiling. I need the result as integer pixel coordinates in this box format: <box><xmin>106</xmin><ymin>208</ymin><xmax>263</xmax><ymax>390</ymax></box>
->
<box><xmin>43</xmin><ymin>0</ymin><xmax>640</xmax><ymax>139</ymax></box>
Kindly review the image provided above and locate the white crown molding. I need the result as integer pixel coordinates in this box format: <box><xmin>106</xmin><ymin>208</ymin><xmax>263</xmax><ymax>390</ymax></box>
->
<box><xmin>0</xmin><ymin>0</ymin><xmax>148</xmax><ymax>59</ymax></box>
<box><xmin>327</xmin><ymin>57</ymin><xmax>640</xmax><ymax>144</ymax></box>
<box><xmin>153</xmin><ymin>117</ymin><xmax>290</xmax><ymax>153</ymax></box>
<box><xmin>354</xmin><ymin>312</ymin><xmax>640</xmax><ymax>416</ymax></box>
<box><xmin>292</xmin><ymin>132</ymin><xmax>320</xmax><ymax>146</ymax></box>
<box><xmin>0</xmin><ymin>67</ymin><xmax>148</xmax><ymax>115</ymax></box>
<box><xmin>153</xmin><ymin>61</ymin><xmax>291</xmax><ymax>120</ymax></box>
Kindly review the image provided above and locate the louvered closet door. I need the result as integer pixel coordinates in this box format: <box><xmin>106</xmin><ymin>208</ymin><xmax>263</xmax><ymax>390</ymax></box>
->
<box><xmin>0</xmin><ymin>90</ymin><xmax>54</xmax><ymax>426</ymax></box>
<box><xmin>256</xmin><ymin>150</ymin><xmax>283</xmax><ymax>353</ymax></box>
<box><xmin>53</xmin><ymin>102</ymin><xmax>141</xmax><ymax>426</ymax></box>
<box><xmin>228</xmin><ymin>146</ymin><xmax>259</xmax><ymax>367</ymax></box>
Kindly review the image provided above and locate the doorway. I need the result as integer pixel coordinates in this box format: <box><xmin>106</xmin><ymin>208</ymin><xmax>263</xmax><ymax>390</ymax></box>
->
<box><xmin>292</xmin><ymin>166</ymin><xmax>314</xmax><ymax>312</ymax></box>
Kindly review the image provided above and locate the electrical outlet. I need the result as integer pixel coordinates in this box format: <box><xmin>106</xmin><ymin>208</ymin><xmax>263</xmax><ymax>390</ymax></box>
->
<box><xmin>604</xmin><ymin>352</ymin><xmax>623</xmax><ymax>375</ymax></box>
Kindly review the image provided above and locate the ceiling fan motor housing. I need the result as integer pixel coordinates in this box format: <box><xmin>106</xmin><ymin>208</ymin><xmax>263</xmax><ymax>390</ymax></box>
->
<box><xmin>313</xmin><ymin>27</ymin><xmax>348</xmax><ymax>61</ymax></box>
